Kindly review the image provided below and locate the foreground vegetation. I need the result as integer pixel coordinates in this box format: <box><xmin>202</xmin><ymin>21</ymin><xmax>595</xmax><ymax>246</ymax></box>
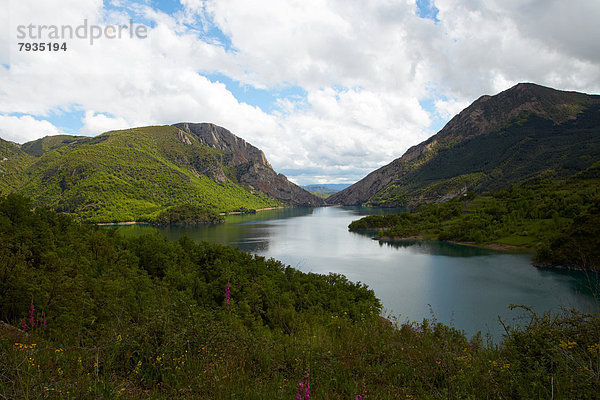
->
<box><xmin>1</xmin><ymin>194</ymin><xmax>599</xmax><ymax>399</ymax></box>
<box><xmin>350</xmin><ymin>163</ymin><xmax>600</xmax><ymax>271</ymax></box>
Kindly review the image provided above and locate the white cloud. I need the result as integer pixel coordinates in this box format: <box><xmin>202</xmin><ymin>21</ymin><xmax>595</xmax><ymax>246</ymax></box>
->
<box><xmin>81</xmin><ymin>111</ymin><xmax>131</xmax><ymax>135</ymax></box>
<box><xmin>0</xmin><ymin>115</ymin><xmax>61</xmax><ymax>143</ymax></box>
<box><xmin>434</xmin><ymin>98</ymin><xmax>470</xmax><ymax>121</ymax></box>
<box><xmin>268</xmin><ymin>87</ymin><xmax>431</xmax><ymax>182</ymax></box>
<box><xmin>434</xmin><ymin>0</ymin><xmax>600</xmax><ymax>98</ymax></box>
<box><xmin>1</xmin><ymin>0</ymin><xmax>599</xmax><ymax>184</ymax></box>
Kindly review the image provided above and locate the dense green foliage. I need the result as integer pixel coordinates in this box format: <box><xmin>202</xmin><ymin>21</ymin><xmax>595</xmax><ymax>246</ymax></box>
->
<box><xmin>0</xmin><ymin>194</ymin><xmax>377</xmax><ymax>333</ymax></box>
<box><xmin>0</xmin><ymin>139</ymin><xmax>35</xmax><ymax>193</ymax></box>
<box><xmin>350</xmin><ymin>164</ymin><xmax>600</xmax><ymax>270</ymax></box>
<box><xmin>20</xmin><ymin>135</ymin><xmax>92</xmax><ymax>157</ymax></box>
<box><xmin>1</xmin><ymin>194</ymin><xmax>599</xmax><ymax>399</ymax></box>
<box><xmin>150</xmin><ymin>204</ymin><xmax>225</xmax><ymax>225</ymax></box>
<box><xmin>0</xmin><ymin>127</ymin><xmax>281</xmax><ymax>223</ymax></box>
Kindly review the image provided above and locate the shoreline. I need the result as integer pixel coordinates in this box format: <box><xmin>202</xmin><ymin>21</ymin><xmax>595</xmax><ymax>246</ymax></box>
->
<box><xmin>219</xmin><ymin>206</ymin><xmax>287</xmax><ymax>216</ymax></box>
<box><xmin>376</xmin><ymin>235</ymin><xmax>533</xmax><ymax>253</ymax></box>
<box><xmin>96</xmin><ymin>206</ymin><xmax>289</xmax><ymax>225</ymax></box>
<box><xmin>96</xmin><ymin>221</ymin><xmax>148</xmax><ymax>226</ymax></box>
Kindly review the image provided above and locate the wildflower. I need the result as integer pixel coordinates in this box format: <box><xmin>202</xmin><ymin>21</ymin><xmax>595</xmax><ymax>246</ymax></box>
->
<box><xmin>29</xmin><ymin>301</ymin><xmax>36</xmax><ymax>329</ymax></box>
<box><xmin>133</xmin><ymin>360</ymin><xmax>142</xmax><ymax>374</ymax></box>
<box><xmin>297</xmin><ymin>381</ymin><xmax>311</xmax><ymax>400</ymax></box>
<box><xmin>224</xmin><ymin>281</ymin><xmax>231</xmax><ymax>307</ymax></box>
<box><xmin>297</xmin><ymin>372</ymin><xmax>311</xmax><ymax>400</ymax></box>
<box><xmin>559</xmin><ymin>340</ymin><xmax>577</xmax><ymax>349</ymax></box>
<box><xmin>20</xmin><ymin>300</ymin><xmax>46</xmax><ymax>331</ymax></box>
<box><xmin>587</xmin><ymin>343</ymin><xmax>600</xmax><ymax>354</ymax></box>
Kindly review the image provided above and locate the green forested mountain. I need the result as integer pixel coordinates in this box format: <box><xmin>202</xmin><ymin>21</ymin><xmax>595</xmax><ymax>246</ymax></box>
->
<box><xmin>349</xmin><ymin>162</ymin><xmax>600</xmax><ymax>270</ymax></box>
<box><xmin>0</xmin><ymin>123</ymin><xmax>324</xmax><ymax>223</ymax></box>
<box><xmin>0</xmin><ymin>138</ymin><xmax>35</xmax><ymax>192</ymax></box>
<box><xmin>329</xmin><ymin>83</ymin><xmax>600</xmax><ymax>207</ymax></box>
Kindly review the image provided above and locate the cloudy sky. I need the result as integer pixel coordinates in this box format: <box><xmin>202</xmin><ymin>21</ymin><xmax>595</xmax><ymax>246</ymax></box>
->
<box><xmin>1</xmin><ymin>0</ymin><xmax>599</xmax><ymax>185</ymax></box>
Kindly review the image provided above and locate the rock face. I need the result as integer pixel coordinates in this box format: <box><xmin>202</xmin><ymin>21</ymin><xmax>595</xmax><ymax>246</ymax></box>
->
<box><xmin>328</xmin><ymin>83</ymin><xmax>600</xmax><ymax>207</ymax></box>
<box><xmin>326</xmin><ymin>161</ymin><xmax>400</xmax><ymax>206</ymax></box>
<box><xmin>174</xmin><ymin>123</ymin><xmax>271</xmax><ymax>167</ymax></box>
<box><xmin>174</xmin><ymin>123</ymin><xmax>325</xmax><ymax>207</ymax></box>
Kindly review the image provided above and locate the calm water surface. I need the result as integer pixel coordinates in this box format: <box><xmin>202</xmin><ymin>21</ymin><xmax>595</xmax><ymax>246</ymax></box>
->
<box><xmin>118</xmin><ymin>206</ymin><xmax>599</xmax><ymax>340</ymax></box>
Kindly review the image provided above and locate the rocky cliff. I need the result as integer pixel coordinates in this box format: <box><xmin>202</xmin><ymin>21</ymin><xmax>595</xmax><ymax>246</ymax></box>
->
<box><xmin>174</xmin><ymin>123</ymin><xmax>325</xmax><ymax>207</ymax></box>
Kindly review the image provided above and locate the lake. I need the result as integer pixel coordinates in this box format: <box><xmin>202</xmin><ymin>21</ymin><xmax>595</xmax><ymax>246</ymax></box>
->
<box><xmin>116</xmin><ymin>206</ymin><xmax>599</xmax><ymax>341</ymax></box>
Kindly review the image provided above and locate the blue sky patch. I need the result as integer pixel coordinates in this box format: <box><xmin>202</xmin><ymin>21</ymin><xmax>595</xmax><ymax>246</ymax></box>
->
<box><xmin>151</xmin><ymin>0</ymin><xmax>182</xmax><ymax>16</ymax></box>
<box><xmin>419</xmin><ymin>96</ymin><xmax>448</xmax><ymax>133</ymax></box>
<box><xmin>204</xmin><ymin>72</ymin><xmax>307</xmax><ymax>113</ymax></box>
<box><xmin>46</xmin><ymin>109</ymin><xmax>86</xmax><ymax>135</ymax></box>
<box><xmin>9</xmin><ymin>110</ymin><xmax>86</xmax><ymax>136</ymax></box>
<box><xmin>416</xmin><ymin>0</ymin><xmax>440</xmax><ymax>22</ymax></box>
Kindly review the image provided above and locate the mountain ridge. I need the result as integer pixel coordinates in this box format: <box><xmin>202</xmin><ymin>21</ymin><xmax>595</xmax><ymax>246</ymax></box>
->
<box><xmin>174</xmin><ymin>123</ymin><xmax>323</xmax><ymax>207</ymax></box>
<box><xmin>328</xmin><ymin>83</ymin><xmax>600</xmax><ymax>207</ymax></box>
<box><xmin>0</xmin><ymin>123</ymin><xmax>323</xmax><ymax>222</ymax></box>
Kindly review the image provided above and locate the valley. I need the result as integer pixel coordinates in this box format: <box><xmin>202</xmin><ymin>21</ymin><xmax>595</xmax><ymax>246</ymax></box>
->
<box><xmin>1</xmin><ymin>83</ymin><xmax>599</xmax><ymax>398</ymax></box>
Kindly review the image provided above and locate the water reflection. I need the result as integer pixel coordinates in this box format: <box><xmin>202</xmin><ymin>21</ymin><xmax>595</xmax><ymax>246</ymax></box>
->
<box><xmin>379</xmin><ymin>240</ymin><xmax>499</xmax><ymax>257</ymax></box>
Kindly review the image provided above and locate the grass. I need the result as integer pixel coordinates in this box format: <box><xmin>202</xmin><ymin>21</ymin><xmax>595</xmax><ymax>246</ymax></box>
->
<box><xmin>2</xmin><ymin>307</ymin><xmax>599</xmax><ymax>399</ymax></box>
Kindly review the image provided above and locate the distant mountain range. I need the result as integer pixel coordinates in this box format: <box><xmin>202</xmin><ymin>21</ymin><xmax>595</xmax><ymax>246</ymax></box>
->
<box><xmin>302</xmin><ymin>184</ymin><xmax>352</xmax><ymax>196</ymax></box>
<box><xmin>0</xmin><ymin>123</ymin><xmax>324</xmax><ymax>222</ymax></box>
<box><xmin>329</xmin><ymin>83</ymin><xmax>600</xmax><ymax>207</ymax></box>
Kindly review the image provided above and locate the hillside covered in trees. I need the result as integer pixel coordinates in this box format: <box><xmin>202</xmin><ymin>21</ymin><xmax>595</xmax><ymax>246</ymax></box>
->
<box><xmin>349</xmin><ymin>162</ymin><xmax>600</xmax><ymax>271</ymax></box>
<box><xmin>0</xmin><ymin>123</ymin><xmax>323</xmax><ymax>223</ymax></box>
<box><xmin>1</xmin><ymin>194</ymin><xmax>599</xmax><ymax>398</ymax></box>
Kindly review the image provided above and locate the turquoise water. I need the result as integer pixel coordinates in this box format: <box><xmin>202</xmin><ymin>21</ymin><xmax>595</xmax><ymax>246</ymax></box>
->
<box><xmin>116</xmin><ymin>206</ymin><xmax>599</xmax><ymax>340</ymax></box>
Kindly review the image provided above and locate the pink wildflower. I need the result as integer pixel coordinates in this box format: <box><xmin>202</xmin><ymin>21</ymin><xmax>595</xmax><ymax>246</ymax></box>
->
<box><xmin>297</xmin><ymin>380</ymin><xmax>310</xmax><ymax>400</ymax></box>
<box><xmin>29</xmin><ymin>301</ymin><xmax>35</xmax><ymax>328</ymax></box>
<box><xmin>20</xmin><ymin>300</ymin><xmax>46</xmax><ymax>331</ymax></box>
<box><xmin>224</xmin><ymin>281</ymin><xmax>230</xmax><ymax>307</ymax></box>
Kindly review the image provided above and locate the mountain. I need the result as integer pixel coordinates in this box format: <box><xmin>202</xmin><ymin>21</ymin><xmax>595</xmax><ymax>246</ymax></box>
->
<box><xmin>0</xmin><ymin>138</ymin><xmax>35</xmax><ymax>192</ymax></box>
<box><xmin>302</xmin><ymin>183</ymin><xmax>352</xmax><ymax>195</ymax></box>
<box><xmin>174</xmin><ymin>123</ymin><xmax>323</xmax><ymax>208</ymax></box>
<box><xmin>328</xmin><ymin>83</ymin><xmax>600</xmax><ymax>207</ymax></box>
<box><xmin>0</xmin><ymin>123</ymin><xmax>323</xmax><ymax>222</ymax></box>
<box><xmin>20</xmin><ymin>135</ymin><xmax>92</xmax><ymax>157</ymax></box>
